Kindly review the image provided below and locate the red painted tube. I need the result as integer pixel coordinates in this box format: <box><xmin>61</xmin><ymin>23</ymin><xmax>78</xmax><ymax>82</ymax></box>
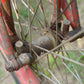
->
<box><xmin>1</xmin><ymin>0</ymin><xmax>6</xmax><ymax>4</ymax></box>
<box><xmin>61</xmin><ymin>0</ymin><xmax>75</xmax><ymax>29</ymax></box>
<box><xmin>53</xmin><ymin>0</ymin><xmax>61</xmax><ymax>10</ymax></box>
<box><xmin>15</xmin><ymin>66</ymin><xmax>40</xmax><ymax>84</ymax></box>
<box><xmin>70</xmin><ymin>0</ymin><xmax>81</xmax><ymax>29</ymax></box>
<box><xmin>1</xmin><ymin>0</ymin><xmax>17</xmax><ymax>36</ymax></box>
<box><xmin>0</xmin><ymin>7</ymin><xmax>15</xmax><ymax>60</ymax></box>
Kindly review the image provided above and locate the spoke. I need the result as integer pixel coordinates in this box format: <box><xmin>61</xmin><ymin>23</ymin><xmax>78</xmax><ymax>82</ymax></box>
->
<box><xmin>52</xmin><ymin>30</ymin><xmax>84</xmax><ymax>52</ymax></box>
<box><xmin>69</xmin><ymin>43</ymin><xmax>84</xmax><ymax>56</ymax></box>
<box><xmin>36</xmin><ymin>0</ymin><xmax>49</xmax><ymax>27</ymax></box>
<box><xmin>52</xmin><ymin>53</ymin><xmax>84</xmax><ymax>67</ymax></box>
<box><xmin>29</xmin><ymin>0</ymin><xmax>41</xmax><ymax>26</ymax></box>
<box><xmin>26</xmin><ymin>0</ymin><xmax>44</xmax><ymax>37</ymax></box>
<box><xmin>14</xmin><ymin>21</ymin><xmax>39</xmax><ymax>33</ymax></box>
<box><xmin>22</xmin><ymin>0</ymin><xmax>49</xmax><ymax>28</ymax></box>
<box><xmin>63</xmin><ymin>62</ymin><xmax>81</xmax><ymax>83</ymax></box>
<box><xmin>51</xmin><ymin>0</ymin><xmax>74</xmax><ymax>27</ymax></box>
<box><xmin>34</xmin><ymin>29</ymin><xmax>84</xmax><ymax>64</ymax></box>
<box><xmin>14</xmin><ymin>21</ymin><xmax>38</xmax><ymax>29</ymax></box>
<box><xmin>57</xmin><ymin>0</ymin><xmax>74</xmax><ymax>19</ymax></box>
<box><xmin>63</xmin><ymin>46</ymin><xmax>83</xmax><ymax>84</ymax></box>
<box><xmin>57</xmin><ymin>46</ymin><xmax>81</xmax><ymax>83</ymax></box>
<box><xmin>21</xmin><ymin>0</ymin><xmax>34</xmax><ymax>14</ymax></box>
<box><xmin>14</xmin><ymin>21</ymin><xmax>28</xmax><ymax>27</ymax></box>
<box><xmin>32</xmin><ymin>48</ymin><xmax>62</xmax><ymax>83</ymax></box>
<box><xmin>72</xmin><ymin>65</ymin><xmax>83</xmax><ymax>84</ymax></box>
<box><xmin>34</xmin><ymin>45</ymin><xmax>84</xmax><ymax>67</ymax></box>
<box><xmin>11</xmin><ymin>0</ymin><xmax>25</xmax><ymax>40</ymax></box>
<box><xmin>65</xmin><ymin>72</ymin><xmax>68</xmax><ymax>84</ymax></box>
<box><xmin>27</xmin><ymin>0</ymin><xmax>32</xmax><ymax>52</ymax></box>
<box><xmin>47</xmin><ymin>55</ymin><xmax>51</xmax><ymax>69</ymax></box>
<box><xmin>19</xmin><ymin>14</ymin><xmax>28</xmax><ymax>23</ymax></box>
<box><xmin>55</xmin><ymin>49</ymin><xmax>84</xmax><ymax>52</ymax></box>
<box><xmin>47</xmin><ymin>0</ymin><xmax>54</xmax><ymax>5</ymax></box>
<box><xmin>48</xmin><ymin>69</ymin><xmax>61</xmax><ymax>84</ymax></box>
<box><xmin>60</xmin><ymin>50</ymin><xmax>68</xmax><ymax>84</ymax></box>
<box><xmin>52</xmin><ymin>54</ymin><xmax>64</xmax><ymax>83</ymax></box>
<box><xmin>32</xmin><ymin>49</ymin><xmax>39</xmax><ymax>58</ymax></box>
<box><xmin>56</xmin><ymin>0</ymin><xmax>58</xmax><ymax>46</ymax></box>
<box><xmin>39</xmin><ymin>72</ymin><xmax>57</xmax><ymax>84</ymax></box>
<box><xmin>21</xmin><ymin>0</ymin><xmax>45</xmax><ymax>36</ymax></box>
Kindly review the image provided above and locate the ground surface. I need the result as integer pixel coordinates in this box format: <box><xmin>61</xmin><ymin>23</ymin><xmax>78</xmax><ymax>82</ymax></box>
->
<box><xmin>0</xmin><ymin>0</ymin><xmax>84</xmax><ymax>84</ymax></box>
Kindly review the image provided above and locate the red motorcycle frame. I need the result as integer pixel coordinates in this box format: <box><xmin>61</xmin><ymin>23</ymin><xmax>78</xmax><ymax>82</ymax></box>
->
<box><xmin>0</xmin><ymin>0</ymin><xmax>82</xmax><ymax>84</ymax></box>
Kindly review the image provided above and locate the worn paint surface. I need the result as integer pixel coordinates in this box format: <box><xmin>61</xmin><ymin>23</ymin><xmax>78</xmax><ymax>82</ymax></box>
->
<box><xmin>50</xmin><ymin>0</ymin><xmax>80</xmax><ymax>30</ymax></box>
<box><xmin>0</xmin><ymin>1</ymin><xmax>40</xmax><ymax>84</ymax></box>
<box><xmin>0</xmin><ymin>7</ymin><xmax>15</xmax><ymax>60</ymax></box>
<box><xmin>71</xmin><ymin>0</ymin><xmax>81</xmax><ymax>29</ymax></box>
<box><xmin>1</xmin><ymin>0</ymin><xmax>17</xmax><ymax>36</ymax></box>
<box><xmin>15</xmin><ymin>66</ymin><xmax>40</xmax><ymax>84</ymax></box>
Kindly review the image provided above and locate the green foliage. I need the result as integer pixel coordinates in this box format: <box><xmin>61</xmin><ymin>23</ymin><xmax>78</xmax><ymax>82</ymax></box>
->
<box><xmin>48</xmin><ymin>54</ymin><xmax>54</xmax><ymax>64</ymax></box>
<box><xmin>48</xmin><ymin>54</ymin><xmax>56</xmax><ymax>68</ymax></box>
<box><xmin>32</xmin><ymin>63</ymin><xmax>42</xmax><ymax>77</ymax></box>
<box><xmin>18</xmin><ymin>8</ymin><xmax>28</xmax><ymax>19</ymax></box>
<box><xmin>44</xmin><ymin>69</ymin><xmax>51</xmax><ymax>77</ymax></box>
<box><xmin>64</xmin><ymin>52</ymin><xmax>84</xmax><ymax>73</ymax></box>
<box><xmin>26</xmin><ymin>36</ymin><xmax>29</xmax><ymax>42</ymax></box>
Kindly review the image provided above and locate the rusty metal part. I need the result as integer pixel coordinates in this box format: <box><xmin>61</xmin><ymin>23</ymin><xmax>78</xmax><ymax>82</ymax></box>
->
<box><xmin>15</xmin><ymin>30</ymin><xmax>56</xmax><ymax>56</ymax></box>
<box><xmin>1</xmin><ymin>0</ymin><xmax>19</xmax><ymax>44</ymax></box>
<box><xmin>1</xmin><ymin>0</ymin><xmax>16</xmax><ymax>35</ymax></box>
<box><xmin>15</xmin><ymin>40</ymin><xmax>24</xmax><ymax>55</ymax></box>
<box><xmin>53</xmin><ymin>0</ymin><xmax>61</xmax><ymax>11</ymax></box>
<box><xmin>5</xmin><ymin>53</ymin><xmax>32</xmax><ymax>72</ymax></box>
<box><xmin>0</xmin><ymin>7</ymin><xmax>15</xmax><ymax>60</ymax></box>
<box><xmin>16</xmin><ymin>30</ymin><xmax>57</xmax><ymax>56</ymax></box>
<box><xmin>15</xmin><ymin>40</ymin><xmax>29</xmax><ymax>54</ymax></box>
<box><xmin>62</xmin><ymin>19</ymin><xmax>70</xmax><ymax>35</ymax></box>
<box><xmin>70</xmin><ymin>0</ymin><xmax>81</xmax><ymax>29</ymax></box>
<box><xmin>61</xmin><ymin>0</ymin><xmax>75</xmax><ymax>29</ymax></box>
<box><xmin>50</xmin><ymin>0</ymin><xmax>74</xmax><ymax>29</ymax></box>
<box><xmin>5</xmin><ymin>29</ymin><xmax>59</xmax><ymax>72</ymax></box>
<box><xmin>50</xmin><ymin>20</ymin><xmax>62</xmax><ymax>31</ymax></box>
